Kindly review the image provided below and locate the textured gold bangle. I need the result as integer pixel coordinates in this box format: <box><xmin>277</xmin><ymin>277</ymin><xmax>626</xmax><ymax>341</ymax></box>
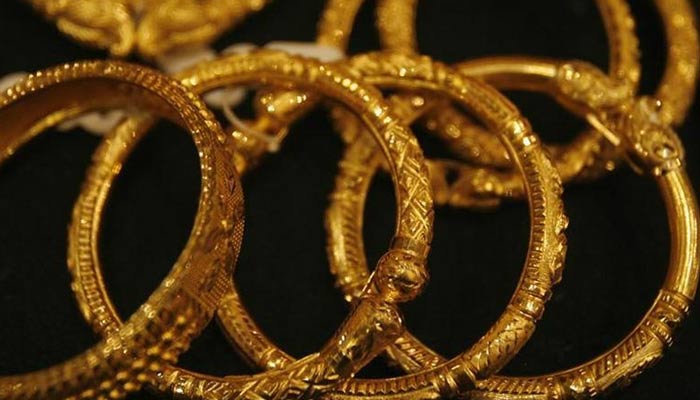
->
<box><xmin>67</xmin><ymin>50</ymin><xmax>436</xmax><ymax>400</ymax></box>
<box><xmin>212</xmin><ymin>52</ymin><xmax>567</xmax><ymax>400</ymax></box>
<box><xmin>0</xmin><ymin>60</ymin><xmax>245</xmax><ymax>400</ymax></box>
<box><xmin>426</xmin><ymin>54</ymin><xmax>694</xmax><ymax>203</ymax></box>
<box><xmin>374</xmin><ymin>0</ymin><xmax>638</xmax><ymax>171</ymax></box>
<box><xmin>253</xmin><ymin>0</ymin><xmax>696</xmax><ymax>209</ymax></box>
<box><xmin>25</xmin><ymin>0</ymin><xmax>271</xmax><ymax>58</ymax></box>
<box><xmin>337</xmin><ymin>57</ymin><xmax>700</xmax><ymax>400</ymax></box>
<box><xmin>375</xmin><ymin>0</ymin><xmax>698</xmax><ymax>188</ymax></box>
<box><xmin>464</xmin><ymin>59</ymin><xmax>700</xmax><ymax>400</ymax></box>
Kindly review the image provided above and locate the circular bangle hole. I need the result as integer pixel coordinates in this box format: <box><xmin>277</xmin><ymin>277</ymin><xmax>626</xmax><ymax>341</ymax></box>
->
<box><xmin>0</xmin><ymin>129</ymin><xmax>99</xmax><ymax>374</ymax></box>
<box><xmin>500</xmin><ymin>174</ymin><xmax>668</xmax><ymax>375</ymax></box>
<box><xmin>234</xmin><ymin>110</ymin><xmax>350</xmax><ymax>358</ymax></box>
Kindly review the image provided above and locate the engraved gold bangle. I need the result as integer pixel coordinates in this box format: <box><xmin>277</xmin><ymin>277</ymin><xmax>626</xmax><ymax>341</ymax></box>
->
<box><xmin>236</xmin><ymin>0</ymin><xmax>601</xmax><ymax>200</ymax></box>
<box><xmin>67</xmin><ymin>50</ymin><xmax>436</xmax><ymax>400</ymax></box>
<box><xmin>375</xmin><ymin>0</ymin><xmax>698</xmax><ymax>186</ymax></box>
<box><xmin>211</xmin><ymin>52</ymin><xmax>567</xmax><ymax>400</ymax></box>
<box><xmin>249</xmin><ymin>0</ymin><xmax>697</xmax><ymax>208</ymax></box>
<box><xmin>344</xmin><ymin>0</ymin><xmax>639</xmax><ymax>172</ymax></box>
<box><xmin>465</xmin><ymin>58</ymin><xmax>699</xmax><ymax>400</ymax></box>
<box><xmin>333</xmin><ymin>57</ymin><xmax>700</xmax><ymax>399</ymax></box>
<box><xmin>0</xmin><ymin>60</ymin><xmax>245</xmax><ymax>400</ymax></box>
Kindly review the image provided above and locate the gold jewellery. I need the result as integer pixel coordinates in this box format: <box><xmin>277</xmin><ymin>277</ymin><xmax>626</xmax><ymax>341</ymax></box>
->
<box><xmin>1</xmin><ymin>1</ymin><xmax>699</xmax><ymax>399</ymax></box>
<box><xmin>374</xmin><ymin>0</ymin><xmax>699</xmax><ymax>191</ymax></box>
<box><xmin>26</xmin><ymin>0</ymin><xmax>271</xmax><ymax>58</ymax></box>
<box><xmin>0</xmin><ymin>60</ymin><xmax>245</xmax><ymax>399</ymax></box>
<box><xmin>324</xmin><ymin>56</ymin><xmax>700</xmax><ymax>399</ymax></box>
<box><xmin>69</xmin><ymin>51</ymin><xmax>567</xmax><ymax>400</ymax></box>
<box><xmin>66</xmin><ymin>50</ymin><xmax>439</xmax><ymax>400</ymax></box>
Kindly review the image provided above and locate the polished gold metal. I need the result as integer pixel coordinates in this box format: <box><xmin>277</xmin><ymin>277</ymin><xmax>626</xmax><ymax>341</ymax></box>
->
<box><xmin>231</xmin><ymin>0</ymin><xmax>367</xmax><ymax>168</ymax></box>
<box><xmin>246</xmin><ymin>0</ymin><xmax>697</xmax><ymax>208</ymax></box>
<box><xmin>375</xmin><ymin>0</ymin><xmax>698</xmax><ymax>190</ymax></box>
<box><xmin>316</xmin><ymin>0</ymin><xmax>365</xmax><ymax>49</ymax></box>
<box><xmin>66</xmin><ymin>50</ymin><xmax>438</xmax><ymax>400</ymax></box>
<box><xmin>331</xmin><ymin>56</ymin><xmax>700</xmax><ymax>399</ymax></box>
<box><xmin>467</xmin><ymin>58</ymin><xmax>699</xmax><ymax>400</ymax></box>
<box><xmin>205</xmin><ymin>52</ymin><xmax>567</xmax><ymax>400</ymax></box>
<box><xmin>26</xmin><ymin>0</ymin><xmax>271</xmax><ymax>58</ymax></box>
<box><xmin>372</xmin><ymin>0</ymin><xmax>638</xmax><ymax>172</ymax></box>
<box><xmin>0</xmin><ymin>60</ymin><xmax>245</xmax><ymax>400</ymax></box>
<box><xmin>5</xmin><ymin>1</ymin><xmax>697</xmax><ymax>398</ymax></box>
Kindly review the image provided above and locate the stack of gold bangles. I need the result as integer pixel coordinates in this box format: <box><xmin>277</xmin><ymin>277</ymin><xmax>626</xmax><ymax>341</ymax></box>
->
<box><xmin>1</xmin><ymin>0</ymin><xmax>698</xmax><ymax>399</ymax></box>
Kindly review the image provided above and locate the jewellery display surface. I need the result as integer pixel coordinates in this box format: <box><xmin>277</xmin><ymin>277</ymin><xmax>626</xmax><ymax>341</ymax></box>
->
<box><xmin>0</xmin><ymin>1</ymin><xmax>698</xmax><ymax>399</ymax></box>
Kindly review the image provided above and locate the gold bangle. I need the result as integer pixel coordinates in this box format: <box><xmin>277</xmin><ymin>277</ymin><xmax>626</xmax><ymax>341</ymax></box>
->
<box><xmin>251</xmin><ymin>0</ymin><xmax>696</xmax><ymax>208</ymax></box>
<box><xmin>375</xmin><ymin>0</ymin><xmax>698</xmax><ymax>187</ymax></box>
<box><xmin>25</xmin><ymin>0</ymin><xmax>271</xmax><ymax>58</ymax></box>
<box><xmin>464</xmin><ymin>59</ymin><xmax>700</xmax><ymax>400</ymax></box>
<box><xmin>374</xmin><ymin>0</ymin><xmax>638</xmax><ymax>171</ymax></box>
<box><xmin>339</xmin><ymin>57</ymin><xmax>700</xmax><ymax>400</ymax></box>
<box><xmin>215</xmin><ymin>52</ymin><xmax>567</xmax><ymax>399</ymax></box>
<box><xmin>0</xmin><ymin>60</ymin><xmax>245</xmax><ymax>399</ymax></box>
<box><xmin>67</xmin><ymin>50</ymin><xmax>436</xmax><ymax>400</ymax></box>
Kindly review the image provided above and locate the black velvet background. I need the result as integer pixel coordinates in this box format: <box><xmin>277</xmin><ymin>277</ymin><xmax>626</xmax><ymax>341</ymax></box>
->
<box><xmin>0</xmin><ymin>0</ymin><xmax>699</xmax><ymax>398</ymax></box>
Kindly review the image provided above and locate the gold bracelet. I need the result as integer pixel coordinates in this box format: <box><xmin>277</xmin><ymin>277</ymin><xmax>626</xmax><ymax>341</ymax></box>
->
<box><xmin>466</xmin><ymin>58</ymin><xmax>699</xmax><ymax>400</ymax></box>
<box><xmin>67</xmin><ymin>50</ymin><xmax>436</xmax><ymax>400</ymax></box>
<box><xmin>210</xmin><ymin>52</ymin><xmax>567</xmax><ymax>399</ymax></box>
<box><xmin>0</xmin><ymin>60</ymin><xmax>245</xmax><ymax>399</ymax></box>
<box><xmin>25</xmin><ymin>0</ymin><xmax>271</xmax><ymax>58</ymax></box>
<box><xmin>375</xmin><ymin>0</ymin><xmax>698</xmax><ymax>186</ymax></box>
<box><xmin>333</xmin><ymin>57</ymin><xmax>700</xmax><ymax>399</ymax></box>
<box><xmin>374</xmin><ymin>0</ymin><xmax>638</xmax><ymax>172</ymax></box>
<box><xmin>248</xmin><ymin>0</ymin><xmax>696</xmax><ymax>209</ymax></box>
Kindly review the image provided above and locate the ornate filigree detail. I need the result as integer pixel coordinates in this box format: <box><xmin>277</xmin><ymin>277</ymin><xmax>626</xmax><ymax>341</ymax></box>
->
<box><xmin>551</xmin><ymin>64</ymin><xmax>685</xmax><ymax>177</ymax></box>
<box><xmin>555</xmin><ymin>61</ymin><xmax>634</xmax><ymax>111</ymax></box>
<box><xmin>27</xmin><ymin>0</ymin><xmax>135</xmax><ymax>56</ymax></box>
<box><xmin>26</xmin><ymin>0</ymin><xmax>270</xmax><ymax>58</ymax></box>
<box><xmin>137</xmin><ymin>0</ymin><xmax>269</xmax><ymax>58</ymax></box>
<box><xmin>614</xmin><ymin>97</ymin><xmax>684</xmax><ymax>176</ymax></box>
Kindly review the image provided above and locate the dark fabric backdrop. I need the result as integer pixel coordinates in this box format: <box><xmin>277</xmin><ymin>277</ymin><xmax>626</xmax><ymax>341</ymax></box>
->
<box><xmin>0</xmin><ymin>0</ymin><xmax>698</xmax><ymax>398</ymax></box>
